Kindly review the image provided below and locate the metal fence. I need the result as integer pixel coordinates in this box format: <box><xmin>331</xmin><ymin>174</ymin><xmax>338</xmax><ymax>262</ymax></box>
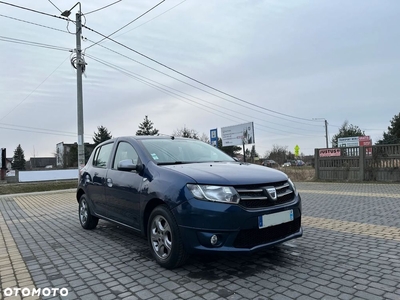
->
<box><xmin>315</xmin><ymin>144</ymin><xmax>400</xmax><ymax>182</ymax></box>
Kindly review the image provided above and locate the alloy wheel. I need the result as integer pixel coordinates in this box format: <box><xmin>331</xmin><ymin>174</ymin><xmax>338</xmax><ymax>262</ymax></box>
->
<box><xmin>150</xmin><ymin>215</ymin><xmax>172</xmax><ymax>260</ymax></box>
<box><xmin>80</xmin><ymin>199</ymin><xmax>88</xmax><ymax>225</ymax></box>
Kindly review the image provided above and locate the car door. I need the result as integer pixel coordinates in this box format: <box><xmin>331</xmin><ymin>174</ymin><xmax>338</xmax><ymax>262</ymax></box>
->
<box><xmin>105</xmin><ymin>141</ymin><xmax>142</xmax><ymax>228</ymax></box>
<box><xmin>86</xmin><ymin>142</ymin><xmax>114</xmax><ymax>217</ymax></box>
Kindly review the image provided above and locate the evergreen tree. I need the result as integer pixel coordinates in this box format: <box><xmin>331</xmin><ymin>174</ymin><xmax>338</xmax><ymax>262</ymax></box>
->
<box><xmin>331</xmin><ymin>120</ymin><xmax>365</xmax><ymax>147</ymax></box>
<box><xmin>376</xmin><ymin>113</ymin><xmax>400</xmax><ymax>145</ymax></box>
<box><xmin>68</xmin><ymin>144</ymin><xmax>78</xmax><ymax>167</ymax></box>
<box><xmin>217</xmin><ymin>138</ymin><xmax>242</xmax><ymax>157</ymax></box>
<box><xmin>248</xmin><ymin>145</ymin><xmax>259</xmax><ymax>162</ymax></box>
<box><xmin>250</xmin><ymin>145</ymin><xmax>259</xmax><ymax>158</ymax></box>
<box><xmin>93</xmin><ymin>125</ymin><xmax>112</xmax><ymax>146</ymax></box>
<box><xmin>136</xmin><ymin>116</ymin><xmax>159</xmax><ymax>136</ymax></box>
<box><xmin>12</xmin><ymin>144</ymin><xmax>26</xmax><ymax>170</ymax></box>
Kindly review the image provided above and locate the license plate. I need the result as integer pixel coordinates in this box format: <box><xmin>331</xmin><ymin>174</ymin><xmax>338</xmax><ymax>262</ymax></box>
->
<box><xmin>258</xmin><ymin>210</ymin><xmax>294</xmax><ymax>229</ymax></box>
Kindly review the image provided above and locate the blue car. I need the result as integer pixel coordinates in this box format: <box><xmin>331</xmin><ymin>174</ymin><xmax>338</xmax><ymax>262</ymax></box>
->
<box><xmin>77</xmin><ymin>136</ymin><xmax>302</xmax><ymax>269</ymax></box>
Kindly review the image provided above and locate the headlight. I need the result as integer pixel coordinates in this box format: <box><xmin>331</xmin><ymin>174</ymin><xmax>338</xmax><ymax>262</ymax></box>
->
<box><xmin>187</xmin><ymin>184</ymin><xmax>240</xmax><ymax>204</ymax></box>
<box><xmin>288</xmin><ymin>178</ymin><xmax>298</xmax><ymax>195</ymax></box>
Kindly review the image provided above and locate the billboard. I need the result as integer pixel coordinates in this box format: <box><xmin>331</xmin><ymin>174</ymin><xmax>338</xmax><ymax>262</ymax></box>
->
<box><xmin>221</xmin><ymin>122</ymin><xmax>255</xmax><ymax>147</ymax></box>
<box><xmin>319</xmin><ymin>148</ymin><xmax>341</xmax><ymax>157</ymax></box>
<box><xmin>337</xmin><ymin>136</ymin><xmax>372</xmax><ymax>156</ymax></box>
<box><xmin>338</xmin><ymin>137</ymin><xmax>359</xmax><ymax>147</ymax></box>
<box><xmin>338</xmin><ymin>136</ymin><xmax>372</xmax><ymax>147</ymax></box>
<box><xmin>359</xmin><ymin>136</ymin><xmax>372</xmax><ymax>155</ymax></box>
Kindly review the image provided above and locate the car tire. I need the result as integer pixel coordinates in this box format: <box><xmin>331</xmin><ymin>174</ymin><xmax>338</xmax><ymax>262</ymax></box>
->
<box><xmin>79</xmin><ymin>195</ymin><xmax>99</xmax><ymax>230</ymax></box>
<box><xmin>148</xmin><ymin>205</ymin><xmax>188</xmax><ymax>269</ymax></box>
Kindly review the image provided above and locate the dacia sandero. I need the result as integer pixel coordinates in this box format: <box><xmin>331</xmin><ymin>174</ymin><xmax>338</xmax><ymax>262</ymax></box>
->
<box><xmin>77</xmin><ymin>136</ymin><xmax>302</xmax><ymax>269</ymax></box>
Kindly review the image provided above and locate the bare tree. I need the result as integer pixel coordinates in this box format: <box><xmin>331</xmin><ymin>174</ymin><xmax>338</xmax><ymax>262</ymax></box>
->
<box><xmin>199</xmin><ymin>133</ymin><xmax>210</xmax><ymax>144</ymax></box>
<box><xmin>264</xmin><ymin>144</ymin><xmax>294</xmax><ymax>165</ymax></box>
<box><xmin>172</xmin><ymin>126</ymin><xmax>199</xmax><ymax>139</ymax></box>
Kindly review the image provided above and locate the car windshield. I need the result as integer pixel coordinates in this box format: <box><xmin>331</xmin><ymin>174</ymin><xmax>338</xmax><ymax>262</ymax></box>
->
<box><xmin>140</xmin><ymin>138</ymin><xmax>235</xmax><ymax>164</ymax></box>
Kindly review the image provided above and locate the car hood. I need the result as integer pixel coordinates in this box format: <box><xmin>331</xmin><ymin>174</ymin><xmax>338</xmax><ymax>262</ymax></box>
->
<box><xmin>162</xmin><ymin>162</ymin><xmax>287</xmax><ymax>185</ymax></box>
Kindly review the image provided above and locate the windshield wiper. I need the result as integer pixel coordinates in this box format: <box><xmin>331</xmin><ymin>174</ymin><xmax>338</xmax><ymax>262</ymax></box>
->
<box><xmin>157</xmin><ymin>161</ymin><xmax>189</xmax><ymax>165</ymax></box>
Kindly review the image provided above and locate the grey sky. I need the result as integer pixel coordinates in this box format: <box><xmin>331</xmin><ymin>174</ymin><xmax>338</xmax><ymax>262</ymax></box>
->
<box><xmin>1</xmin><ymin>0</ymin><xmax>399</xmax><ymax>160</ymax></box>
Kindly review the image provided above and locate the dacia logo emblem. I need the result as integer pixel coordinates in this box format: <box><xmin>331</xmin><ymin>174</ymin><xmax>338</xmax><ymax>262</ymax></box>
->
<box><xmin>263</xmin><ymin>186</ymin><xmax>277</xmax><ymax>201</ymax></box>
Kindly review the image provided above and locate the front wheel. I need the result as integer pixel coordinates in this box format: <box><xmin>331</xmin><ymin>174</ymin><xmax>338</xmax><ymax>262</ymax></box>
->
<box><xmin>148</xmin><ymin>205</ymin><xmax>188</xmax><ymax>269</ymax></box>
<box><xmin>79</xmin><ymin>195</ymin><xmax>99</xmax><ymax>230</ymax></box>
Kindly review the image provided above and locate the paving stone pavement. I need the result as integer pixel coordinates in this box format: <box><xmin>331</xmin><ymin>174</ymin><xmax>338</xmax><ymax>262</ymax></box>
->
<box><xmin>0</xmin><ymin>182</ymin><xmax>399</xmax><ymax>300</ymax></box>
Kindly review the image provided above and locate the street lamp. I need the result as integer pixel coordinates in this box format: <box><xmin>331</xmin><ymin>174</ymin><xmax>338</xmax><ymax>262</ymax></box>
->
<box><xmin>313</xmin><ymin>118</ymin><xmax>329</xmax><ymax>148</ymax></box>
<box><xmin>61</xmin><ymin>2</ymin><xmax>85</xmax><ymax>173</ymax></box>
<box><xmin>61</xmin><ymin>2</ymin><xmax>81</xmax><ymax>17</ymax></box>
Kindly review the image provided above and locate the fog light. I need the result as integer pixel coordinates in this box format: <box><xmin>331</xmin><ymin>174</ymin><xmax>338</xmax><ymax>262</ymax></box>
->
<box><xmin>210</xmin><ymin>235</ymin><xmax>218</xmax><ymax>245</ymax></box>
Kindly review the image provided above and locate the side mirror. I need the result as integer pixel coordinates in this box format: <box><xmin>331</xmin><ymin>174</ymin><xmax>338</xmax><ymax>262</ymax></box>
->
<box><xmin>117</xmin><ymin>159</ymin><xmax>138</xmax><ymax>171</ymax></box>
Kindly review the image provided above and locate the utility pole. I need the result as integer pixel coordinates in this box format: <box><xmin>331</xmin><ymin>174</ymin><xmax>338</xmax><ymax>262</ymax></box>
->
<box><xmin>75</xmin><ymin>10</ymin><xmax>85</xmax><ymax>171</ymax></box>
<box><xmin>1</xmin><ymin>148</ymin><xmax>6</xmax><ymax>181</ymax></box>
<box><xmin>243</xmin><ymin>142</ymin><xmax>246</xmax><ymax>162</ymax></box>
<box><xmin>324</xmin><ymin>119</ymin><xmax>328</xmax><ymax>148</ymax></box>
<box><xmin>61</xmin><ymin>3</ymin><xmax>84</xmax><ymax>173</ymax></box>
<box><xmin>313</xmin><ymin>118</ymin><xmax>329</xmax><ymax>148</ymax></box>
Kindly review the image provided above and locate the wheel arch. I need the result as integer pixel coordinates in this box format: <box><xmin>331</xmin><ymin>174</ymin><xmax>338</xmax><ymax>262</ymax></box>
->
<box><xmin>76</xmin><ymin>188</ymin><xmax>85</xmax><ymax>203</ymax></box>
<box><xmin>142</xmin><ymin>198</ymin><xmax>166</xmax><ymax>237</ymax></box>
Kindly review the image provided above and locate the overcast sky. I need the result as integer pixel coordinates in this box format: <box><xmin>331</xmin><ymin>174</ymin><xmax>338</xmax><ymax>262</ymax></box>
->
<box><xmin>1</xmin><ymin>0</ymin><xmax>399</xmax><ymax>160</ymax></box>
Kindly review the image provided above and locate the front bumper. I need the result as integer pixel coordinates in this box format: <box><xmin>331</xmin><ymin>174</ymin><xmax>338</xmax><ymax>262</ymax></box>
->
<box><xmin>173</xmin><ymin>193</ymin><xmax>302</xmax><ymax>254</ymax></box>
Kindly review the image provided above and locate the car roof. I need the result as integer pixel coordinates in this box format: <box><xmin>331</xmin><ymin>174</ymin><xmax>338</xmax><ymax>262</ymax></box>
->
<box><xmin>104</xmin><ymin>136</ymin><xmax>192</xmax><ymax>143</ymax></box>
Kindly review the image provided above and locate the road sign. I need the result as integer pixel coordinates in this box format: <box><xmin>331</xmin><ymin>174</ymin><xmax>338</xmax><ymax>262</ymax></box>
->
<box><xmin>210</xmin><ymin>128</ymin><xmax>218</xmax><ymax>147</ymax></box>
<box><xmin>294</xmin><ymin>145</ymin><xmax>300</xmax><ymax>157</ymax></box>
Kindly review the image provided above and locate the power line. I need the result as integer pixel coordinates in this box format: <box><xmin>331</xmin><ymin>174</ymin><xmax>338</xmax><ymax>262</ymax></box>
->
<box><xmin>0</xmin><ymin>1</ymin><xmax>69</xmax><ymax>21</ymax></box>
<box><xmin>0</xmin><ymin>125</ymin><xmax>74</xmax><ymax>136</ymax></box>
<box><xmin>86</xmin><ymin>53</ymin><xmax>321</xmax><ymax>135</ymax></box>
<box><xmin>85</xmin><ymin>0</ymin><xmax>165</xmax><ymax>50</ymax></box>
<box><xmin>0</xmin><ymin>35</ymin><xmax>71</xmax><ymax>52</ymax></box>
<box><xmin>2</xmin><ymin>2</ymin><xmax>324</xmax><ymax>138</ymax></box>
<box><xmin>85</xmin><ymin>54</ymin><xmax>246</xmax><ymax>126</ymax></box>
<box><xmin>84</xmin><ymin>0</ymin><xmax>122</xmax><ymax>15</ymax></box>
<box><xmin>85</xmin><ymin>39</ymin><xmax>321</xmax><ymax>128</ymax></box>
<box><xmin>47</xmin><ymin>0</ymin><xmax>62</xmax><ymax>13</ymax></box>
<box><xmin>87</xmin><ymin>54</ymin><xmax>320</xmax><ymax>138</ymax></box>
<box><xmin>0</xmin><ymin>123</ymin><xmax>93</xmax><ymax>138</ymax></box>
<box><xmin>112</xmin><ymin>0</ymin><xmax>187</xmax><ymax>39</ymax></box>
<box><xmin>0</xmin><ymin>14</ymin><xmax>70</xmax><ymax>34</ymax></box>
<box><xmin>85</xmin><ymin>55</ymin><xmax>264</xmax><ymax>131</ymax></box>
<box><xmin>0</xmin><ymin>55</ymin><xmax>70</xmax><ymax>122</ymax></box>
<box><xmin>0</xmin><ymin>125</ymin><xmax>93</xmax><ymax>138</ymax></box>
<box><xmin>0</xmin><ymin>2</ymin><xmax>322</xmax><ymax>135</ymax></box>
<box><xmin>82</xmin><ymin>24</ymin><xmax>320</xmax><ymax>123</ymax></box>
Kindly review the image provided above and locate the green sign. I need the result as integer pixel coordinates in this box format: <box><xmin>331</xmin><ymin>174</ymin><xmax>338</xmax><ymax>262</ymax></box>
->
<box><xmin>294</xmin><ymin>145</ymin><xmax>300</xmax><ymax>157</ymax></box>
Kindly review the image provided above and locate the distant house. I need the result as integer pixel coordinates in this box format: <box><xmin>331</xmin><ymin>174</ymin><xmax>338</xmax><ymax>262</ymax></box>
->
<box><xmin>28</xmin><ymin>157</ymin><xmax>56</xmax><ymax>169</ymax></box>
<box><xmin>56</xmin><ymin>142</ymin><xmax>95</xmax><ymax>168</ymax></box>
<box><xmin>0</xmin><ymin>157</ymin><xmax>13</xmax><ymax>171</ymax></box>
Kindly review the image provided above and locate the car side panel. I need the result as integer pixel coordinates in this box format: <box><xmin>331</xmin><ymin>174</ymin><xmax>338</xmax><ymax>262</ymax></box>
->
<box><xmin>84</xmin><ymin>167</ymin><xmax>108</xmax><ymax>217</ymax></box>
<box><xmin>105</xmin><ymin>169</ymin><xmax>143</xmax><ymax>228</ymax></box>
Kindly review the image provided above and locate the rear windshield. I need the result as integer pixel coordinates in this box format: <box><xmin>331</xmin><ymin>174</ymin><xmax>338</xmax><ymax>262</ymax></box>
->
<box><xmin>140</xmin><ymin>139</ymin><xmax>235</xmax><ymax>164</ymax></box>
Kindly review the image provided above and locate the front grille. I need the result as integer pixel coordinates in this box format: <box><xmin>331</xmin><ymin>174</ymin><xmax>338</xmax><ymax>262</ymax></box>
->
<box><xmin>236</xmin><ymin>181</ymin><xmax>295</xmax><ymax>209</ymax></box>
<box><xmin>233</xmin><ymin>217</ymin><xmax>301</xmax><ymax>248</ymax></box>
